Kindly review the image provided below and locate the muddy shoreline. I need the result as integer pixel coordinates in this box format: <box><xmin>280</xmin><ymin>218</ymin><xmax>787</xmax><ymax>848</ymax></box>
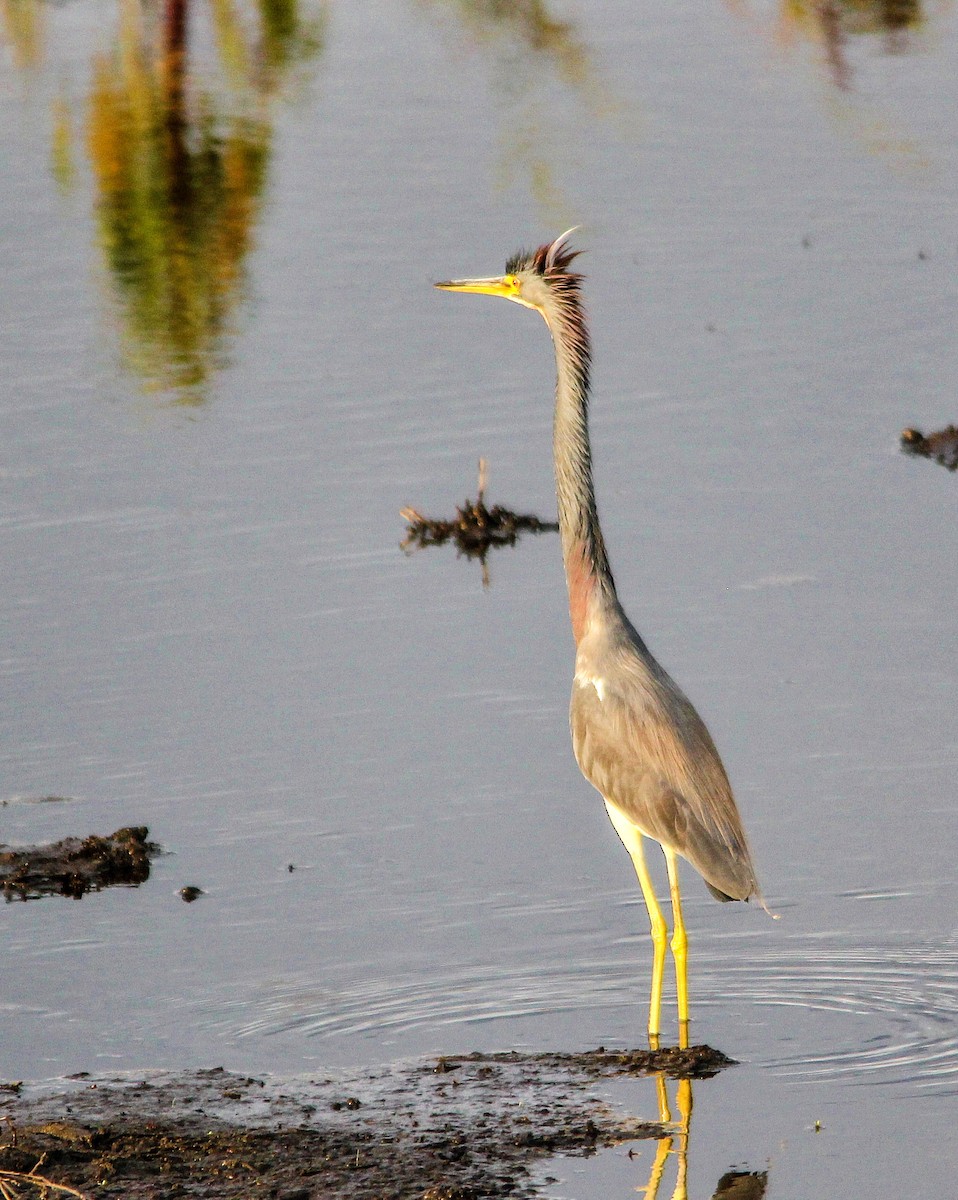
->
<box><xmin>0</xmin><ymin>1047</ymin><xmax>732</xmax><ymax>1198</ymax></box>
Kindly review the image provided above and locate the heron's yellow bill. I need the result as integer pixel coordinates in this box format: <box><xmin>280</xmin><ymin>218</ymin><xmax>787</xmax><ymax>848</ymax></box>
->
<box><xmin>434</xmin><ymin>276</ymin><xmax>518</xmax><ymax>299</ymax></box>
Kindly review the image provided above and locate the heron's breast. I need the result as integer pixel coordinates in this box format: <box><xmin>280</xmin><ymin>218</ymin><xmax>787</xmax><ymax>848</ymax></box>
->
<box><xmin>571</xmin><ymin>678</ymin><xmax>644</xmax><ymax>798</ymax></box>
<box><xmin>573</xmin><ymin>666</ymin><xmax>607</xmax><ymax>702</ymax></box>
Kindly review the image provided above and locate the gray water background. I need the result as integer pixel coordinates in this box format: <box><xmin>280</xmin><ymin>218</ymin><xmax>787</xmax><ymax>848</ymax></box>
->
<box><xmin>2</xmin><ymin>1</ymin><xmax>957</xmax><ymax>1195</ymax></box>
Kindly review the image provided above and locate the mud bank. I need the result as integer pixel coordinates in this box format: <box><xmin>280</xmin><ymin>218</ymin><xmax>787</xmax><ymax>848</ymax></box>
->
<box><xmin>0</xmin><ymin>1046</ymin><xmax>731</xmax><ymax>1198</ymax></box>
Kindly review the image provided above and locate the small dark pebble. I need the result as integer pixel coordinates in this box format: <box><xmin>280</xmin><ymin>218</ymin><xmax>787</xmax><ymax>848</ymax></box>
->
<box><xmin>713</xmin><ymin>1168</ymin><xmax>769</xmax><ymax>1199</ymax></box>
<box><xmin>179</xmin><ymin>886</ymin><xmax>204</xmax><ymax>902</ymax></box>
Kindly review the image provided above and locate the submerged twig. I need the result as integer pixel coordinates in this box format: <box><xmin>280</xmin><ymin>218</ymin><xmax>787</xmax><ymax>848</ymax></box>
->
<box><xmin>0</xmin><ymin>1166</ymin><xmax>91</xmax><ymax>1199</ymax></box>
<box><xmin>901</xmin><ymin>425</ymin><xmax>958</xmax><ymax>472</ymax></box>
<box><xmin>401</xmin><ymin>458</ymin><xmax>558</xmax><ymax>585</ymax></box>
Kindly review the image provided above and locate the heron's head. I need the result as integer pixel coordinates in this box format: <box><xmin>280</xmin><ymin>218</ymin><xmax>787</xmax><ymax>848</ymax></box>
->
<box><xmin>435</xmin><ymin>228</ymin><xmax>582</xmax><ymax>319</ymax></box>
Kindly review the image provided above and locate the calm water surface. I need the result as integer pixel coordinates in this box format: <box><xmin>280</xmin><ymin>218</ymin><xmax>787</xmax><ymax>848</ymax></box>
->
<box><xmin>2</xmin><ymin>1</ymin><xmax>958</xmax><ymax>1196</ymax></box>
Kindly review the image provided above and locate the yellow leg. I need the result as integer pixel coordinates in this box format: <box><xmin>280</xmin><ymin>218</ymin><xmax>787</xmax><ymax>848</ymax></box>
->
<box><xmin>663</xmin><ymin>848</ymin><xmax>689</xmax><ymax>1049</ymax></box>
<box><xmin>605</xmin><ymin>802</ymin><xmax>668</xmax><ymax>1046</ymax></box>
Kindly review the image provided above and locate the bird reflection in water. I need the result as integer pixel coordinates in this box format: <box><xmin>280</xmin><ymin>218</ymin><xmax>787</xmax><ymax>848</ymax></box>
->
<box><xmin>437</xmin><ymin>233</ymin><xmax>772</xmax><ymax>1049</ymax></box>
<box><xmin>633</xmin><ymin>1075</ymin><xmax>768</xmax><ymax>1200</ymax></box>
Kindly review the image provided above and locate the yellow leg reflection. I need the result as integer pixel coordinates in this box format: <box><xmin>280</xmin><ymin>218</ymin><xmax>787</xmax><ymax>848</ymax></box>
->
<box><xmin>638</xmin><ymin>1075</ymin><xmax>768</xmax><ymax>1200</ymax></box>
<box><xmin>605</xmin><ymin>803</ymin><xmax>668</xmax><ymax>1046</ymax></box>
<box><xmin>673</xmin><ymin>1077</ymin><xmax>692</xmax><ymax>1200</ymax></box>
<box><xmin>643</xmin><ymin>1129</ymin><xmax>673</xmax><ymax>1200</ymax></box>
<box><xmin>640</xmin><ymin>1074</ymin><xmax>693</xmax><ymax>1200</ymax></box>
<box><xmin>654</xmin><ymin>1071</ymin><xmax>672</xmax><ymax>1126</ymax></box>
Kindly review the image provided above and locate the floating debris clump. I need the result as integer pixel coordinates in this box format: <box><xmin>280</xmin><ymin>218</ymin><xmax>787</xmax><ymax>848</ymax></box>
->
<box><xmin>401</xmin><ymin>459</ymin><xmax>558</xmax><ymax>584</ymax></box>
<box><xmin>0</xmin><ymin>826</ymin><xmax>160</xmax><ymax>902</ymax></box>
<box><xmin>900</xmin><ymin>425</ymin><xmax>958</xmax><ymax>471</ymax></box>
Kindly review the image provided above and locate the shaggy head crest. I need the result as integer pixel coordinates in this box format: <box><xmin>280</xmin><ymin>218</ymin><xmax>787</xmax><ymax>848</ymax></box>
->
<box><xmin>506</xmin><ymin>227</ymin><xmax>583</xmax><ymax>279</ymax></box>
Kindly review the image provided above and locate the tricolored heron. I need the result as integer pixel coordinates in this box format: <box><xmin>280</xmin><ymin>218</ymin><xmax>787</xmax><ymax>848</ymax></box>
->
<box><xmin>436</xmin><ymin>230</ymin><xmax>768</xmax><ymax>1048</ymax></box>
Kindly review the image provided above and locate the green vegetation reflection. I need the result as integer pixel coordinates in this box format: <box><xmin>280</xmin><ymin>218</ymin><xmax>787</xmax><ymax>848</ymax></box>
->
<box><xmin>84</xmin><ymin>0</ymin><xmax>324</xmax><ymax>403</ymax></box>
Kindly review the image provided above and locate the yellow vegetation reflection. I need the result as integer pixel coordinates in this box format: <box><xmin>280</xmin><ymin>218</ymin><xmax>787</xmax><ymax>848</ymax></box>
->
<box><xmin>730</xmin><ymin>0</ymin><xmax>926</xmax><ymax>90</ymax></box>
<box><xmin>420</xmin><ymin>0</ymin><xmax>621</xmax><ymax>225</ymax></box>
<box><xmin>726</xmin><ymin>0</ymin><xmax>934</xmax><ymax>168</ymax></box>
<box><xmin>0</xmin><ymin>0</ymin><xmax>326</xmax><ymax>404</ymax></box>
<box><xmin>84</xmin><ymin>0</ymin><xmax>324</xmax><ymax>403</ymax></box>
<box><xmin>784</xmin><ymin>0</ymin><xmax>923</xmax><ymax>89</ymax></box>
<box><xmin>87</xmin><ymin>3</ymin><xmax>259</xmax><ymax>400</ymax></box>
<box><xmin>1</xmin><ymin>0</ymin><xmax>44</xmax><ymax>70</ymax></box>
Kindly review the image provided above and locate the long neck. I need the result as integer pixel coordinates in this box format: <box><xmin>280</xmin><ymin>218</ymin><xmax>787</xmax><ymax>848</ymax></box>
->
<box><xmin>542</xmin><ymin>290</ymin><xmax>616</xmax><ymax>643</ymax></box>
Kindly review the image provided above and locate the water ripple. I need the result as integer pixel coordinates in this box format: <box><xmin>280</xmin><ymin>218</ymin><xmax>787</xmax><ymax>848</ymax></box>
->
<box><xmin>709</xmin><ymin>940</ymin><xmax>958</xmax><ymax>1091</ymax></box>
<box><xmin>225</xmin><ymin>936</ymin><xmax>958</xmax><ymax>1092</ymax></box>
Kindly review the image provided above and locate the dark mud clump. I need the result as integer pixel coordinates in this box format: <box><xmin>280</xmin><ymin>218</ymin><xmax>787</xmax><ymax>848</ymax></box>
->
<box><xmin>713</xmin><ymin>1167</ymin><xmax>770</xmax><ymax>1199</ymax></box>
<box><xmin>900</xmin><ymin>425</ymin><xmax>958</xmax><ymax>471</ymax></box>
<box><xmin>0</xmin><ymin>826</ymin><xmax>160</xmax><ymax>902</ymax></box>
<box><xmin>0</xmin><ymin>1048</ymin><xmax>735</xmax><ymax>1199</ymax></box>
<box><xmin>437</xmin><ymin>1043</ymin><xmax>736</xmax><ymax>1080</ymax></box>
<box><xmin>401</xmin><ymin>458</ymin><xmax>558</xmax><ymax>584</ymax></box>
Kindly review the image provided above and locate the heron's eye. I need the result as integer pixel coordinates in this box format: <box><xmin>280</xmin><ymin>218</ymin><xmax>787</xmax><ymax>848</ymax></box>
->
<box><xmin>509</xmin><ymin>276</ymin><xmax>520</xmax><ymax>289</ymax></box>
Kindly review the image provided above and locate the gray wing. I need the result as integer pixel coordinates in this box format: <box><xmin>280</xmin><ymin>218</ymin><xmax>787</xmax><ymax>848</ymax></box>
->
<box><xmin>570</xmin><ymin>644</ymin><xmax>759</xmax><ymax>903</ymax></box>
